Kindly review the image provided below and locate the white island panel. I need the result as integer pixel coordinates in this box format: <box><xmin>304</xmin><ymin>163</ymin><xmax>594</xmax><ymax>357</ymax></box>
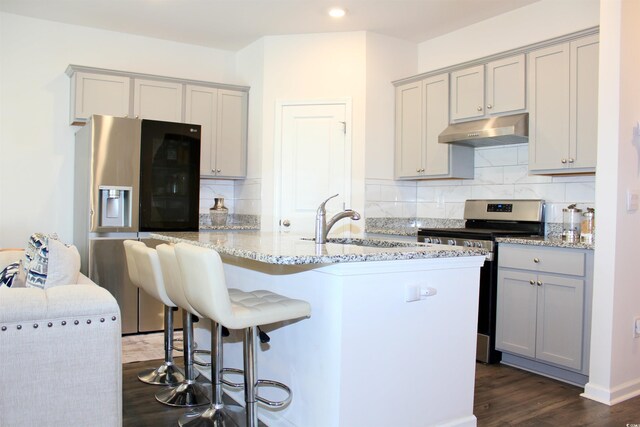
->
<box><xmin>193</xmin><ymin>255</ymin><xmax>483</xmax><ymax>427</ymax></box>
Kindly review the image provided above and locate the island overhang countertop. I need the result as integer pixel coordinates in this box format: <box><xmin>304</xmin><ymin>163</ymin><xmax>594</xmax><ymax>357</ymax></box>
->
<box><xmin>150</xmin><ymin>230</ymin><xmax>487</xmax><ymax>265</ymax></box>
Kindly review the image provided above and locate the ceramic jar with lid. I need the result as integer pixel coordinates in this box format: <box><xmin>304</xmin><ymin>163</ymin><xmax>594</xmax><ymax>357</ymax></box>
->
<box><xmin>209</xmin><ymin>198</ymin><xmax>229</xmax><ymax>226</ymax></box>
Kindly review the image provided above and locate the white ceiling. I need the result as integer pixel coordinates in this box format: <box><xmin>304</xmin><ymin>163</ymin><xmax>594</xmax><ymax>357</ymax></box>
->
<box><xmin>0</xmin><ymin>0</ymin><xmax>540</xmax><ymax>51</ymax></box>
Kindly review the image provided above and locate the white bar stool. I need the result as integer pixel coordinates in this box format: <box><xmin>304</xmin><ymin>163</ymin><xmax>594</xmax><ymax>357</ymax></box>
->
<box><xmin>157</xmin><ymin>243</ymin><xmax>245</xmax><ymax>427</ymax></box>
<box><xmin>131</xmin><ymin>244</ymin><xmax>209</xmax><ymax>408</ymax></box>
<box><xmin>123</xmin><ymin>240</ymin><xmax>184</xmax><ymax>386</ymax></box>
<box><xmin>175</xmin><ymin>243</ymin><xmax>312</xmax><ymax>427</ymax></box>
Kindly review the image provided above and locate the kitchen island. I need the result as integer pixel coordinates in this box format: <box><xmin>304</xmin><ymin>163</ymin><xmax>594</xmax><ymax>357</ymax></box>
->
<box><xmin>152</xmin><ymin>231</ymin><xmax>486</xmax><ymax>427</ymax></box>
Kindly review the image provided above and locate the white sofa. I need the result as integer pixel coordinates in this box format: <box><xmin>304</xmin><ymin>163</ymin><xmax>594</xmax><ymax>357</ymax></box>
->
<box><xmin>0</xmin><ymin>250</ymin><xmax>122</xmax><ymax>427</ymax></box>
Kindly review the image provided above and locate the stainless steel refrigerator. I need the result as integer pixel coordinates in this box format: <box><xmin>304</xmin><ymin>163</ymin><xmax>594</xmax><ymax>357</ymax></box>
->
<box><xmin>74</xmin><ymin>115</ymin><xmax>201</xmax><ymax>334</ymax></box>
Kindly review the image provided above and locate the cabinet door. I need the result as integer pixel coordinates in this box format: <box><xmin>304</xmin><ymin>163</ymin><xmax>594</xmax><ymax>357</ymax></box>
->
<box><xmin>536</xmin><ymin>274</ymin><xmax>585</xmax><ymax>370</ymax></box>
<box><xmin>450</xmin><ymin>65</ymin><xmax>484</xmax><ymax>121</ymax></box>
<box><xmin>185</xmin><ymin>85</ymin><xmax>218</xmax><ymax>177</ymax></box>
<box><xmin>423</xmin><ymin>74</ymin><xmax>451</xmax><ymax>177</ymax></box>
<box><xmin>528</xmin><ymin>43</ymin><xmax>570</xmax><ymax>172</ymax></box>
<box><xmin>496</xmin><ymin>269</ymin><xmax>537</xmax><ymax>358</ymax></box>
<box><xmin>486</xmin><ymin>54</ymin><xmax>526</xmax><ymax>115</ymax></box>
<box><xmin>216</xmin><ymin>89</ymin><xmax>248</xmax><ymax>178</ymax></box>
<box><xmin>569</xmin><ymin>35</ymin><xmax>599</xmax><ymax>171</ymax></box>
<box><xmin>394</xmin><ymin>81</ymin><xmax>423</xmax><ymax>179</ymax></box>
<box><xmin>70</xmin><ymin>72</ymin><xmax>131</xmax><ymax>124</ymax></box>
<box><xmin>133</xmin><ymin>79</ymin><xmax>183</xmax><ymax>122</ymax></box>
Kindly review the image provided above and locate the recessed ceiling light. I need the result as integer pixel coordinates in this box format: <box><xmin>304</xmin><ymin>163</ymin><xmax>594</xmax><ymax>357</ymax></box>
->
<box><xmin>328</xmin><ymin>7</ymin><xmax>346</xmax><ymax>18</ymax></box>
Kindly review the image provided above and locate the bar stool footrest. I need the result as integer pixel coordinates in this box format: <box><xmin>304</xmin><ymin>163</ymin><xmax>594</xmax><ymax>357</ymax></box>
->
<box><xmin>255</xmin><ymin>379</ymin><xmax>292</xmax><ymax>408</ymax></box>
<box><xmin>221</xmin><ymin>367</ymin><xmax>245</xmax><ymax>388</ymax></box>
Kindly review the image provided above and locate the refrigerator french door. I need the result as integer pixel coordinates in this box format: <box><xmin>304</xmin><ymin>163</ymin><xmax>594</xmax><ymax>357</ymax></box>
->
<box><xmin>74</xmin><ymin>115</ymin><xmax>200</xmax><ymax>334</ymax></box>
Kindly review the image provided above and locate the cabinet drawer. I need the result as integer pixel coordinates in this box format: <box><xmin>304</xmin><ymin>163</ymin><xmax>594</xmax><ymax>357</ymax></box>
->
<box><xmin>499</xmin><ymin>245</ymin><xmax>585</xmax><ymax>276</ymax></box>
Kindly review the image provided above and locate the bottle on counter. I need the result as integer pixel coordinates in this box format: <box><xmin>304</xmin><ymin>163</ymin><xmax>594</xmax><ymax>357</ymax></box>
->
<box><xmin>580</xmin><ymin>208</ymin><xmax>595</xmax><ymax>244</ymax></box>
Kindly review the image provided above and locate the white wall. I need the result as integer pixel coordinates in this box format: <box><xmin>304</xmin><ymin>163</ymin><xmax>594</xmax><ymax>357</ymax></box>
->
<box><xmin>584</xmin><ymin>0</ymin><xmax>640</xmax><ymax>405</ymax></box>
<box><xmin>251</xmin><ymin>32</ymin><xmax>368</xmax><ymax>231</ymax></box>
<box><xmin>417</xmin><ymin>0</ymin><xmax>600</xmax><ymax>73</ymax></box>
<box><xmin>0</xmin><ymin>12</ymin><xmax>236</xmax><ymax>246</ymax></box>
<box><xmin>364</xmin><ymin>33</ymin><xmax>417</xmax><ymax>180</ymax></box>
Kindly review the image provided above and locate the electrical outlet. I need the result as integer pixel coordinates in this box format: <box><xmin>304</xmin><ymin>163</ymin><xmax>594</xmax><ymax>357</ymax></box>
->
<box><xmin>634</xmin><ymin>317</ymin><xmax>640</xmax><ymax>338</ymax></box>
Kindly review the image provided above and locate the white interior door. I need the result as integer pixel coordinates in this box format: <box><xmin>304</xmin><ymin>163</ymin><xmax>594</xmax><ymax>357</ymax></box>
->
<box><xmin>278</xmin><ymin>102</ymin><xmax>351</xmax><ymax>236</ymax></box>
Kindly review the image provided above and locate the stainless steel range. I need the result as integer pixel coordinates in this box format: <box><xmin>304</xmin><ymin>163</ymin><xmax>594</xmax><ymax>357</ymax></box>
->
<box><xmin>418</xmin><ymin>199</ymin><xmax>545</xmax><ymax>363</ymax></box>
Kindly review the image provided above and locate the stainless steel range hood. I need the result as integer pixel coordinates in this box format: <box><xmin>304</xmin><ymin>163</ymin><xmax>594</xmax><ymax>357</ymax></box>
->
<box><xmin>438</xmin><ymin>113</ymin><xmax>528</xmax><ymax>148</ymax></box>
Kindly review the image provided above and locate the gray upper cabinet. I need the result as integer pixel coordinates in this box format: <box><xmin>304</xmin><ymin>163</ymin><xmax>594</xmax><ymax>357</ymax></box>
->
<box><xmin>450</xmin><ymin>64</ymin><xmax>485</xmax><ymax>121</ymax></box>
<box><xmin>67</xmin><ymin>65</ymin><xmax>250</xmax><ymax>179</ymax></box>
<box><xmin>528</xmin><ymin>35</ymin><xmax>599</xmax><ymax>174</ymax></box>
<box><xmin>133</xmin><ymin>79</ymin><xmax>183</xmax><ymax>122</ymax></box>
<box><xmin>185</xmin><ymin>85</ymin><xmax>248</xmax><ymax>179</ymax></box>
<box><xmin>450</xmin><ymin>54</ymin><xmax>526</xmax><ymax>122</ymax></box>
<box><xmin>394</xmin><ymin>74</ymin><xmax>473</xmax><ymax>180</ymax></box>
<box><xmin>68</xmin><ymin>71</ymin><xmax>131</xmax><ymax>125</ymax></box>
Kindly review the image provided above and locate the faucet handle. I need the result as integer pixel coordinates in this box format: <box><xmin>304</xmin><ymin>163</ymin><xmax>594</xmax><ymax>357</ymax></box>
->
<box><xmin>317</xmin><ymin>193</ymin><xmax>339</xmax><ymax>214</ymax></box>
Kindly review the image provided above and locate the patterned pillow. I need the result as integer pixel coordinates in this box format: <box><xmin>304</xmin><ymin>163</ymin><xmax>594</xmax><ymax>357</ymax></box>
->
<box><xmin>0</xmin><ymin>262</ymin><xmax>21</xmax><ymax>288</ymax></box>
<box><xmin>22</xmin><ymin>233</ymin><xmax>80</xmax><ymax>289</ymax></box>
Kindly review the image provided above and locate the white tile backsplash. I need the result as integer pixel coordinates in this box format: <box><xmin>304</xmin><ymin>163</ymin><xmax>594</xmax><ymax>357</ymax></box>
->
<box><xmin>366</xmin><ymin>144</ymin><xmax>596</xmax><ymax>223</ymax></box>
<box><xmin>475</xmin><ymin>146</ymin><xmax>519</xmax><ymax>167</ymax></box>
<box><xmin>199</xmin><ymin>179</ymin><xmax>262</xmax><ymax>215</ymax></box>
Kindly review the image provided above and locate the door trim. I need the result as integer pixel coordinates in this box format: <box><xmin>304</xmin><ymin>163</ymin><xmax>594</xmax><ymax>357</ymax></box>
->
<box><xmin>273</xmin><ymin>99</ymin><xmax>353</xmax><ymax>232</ymax></box>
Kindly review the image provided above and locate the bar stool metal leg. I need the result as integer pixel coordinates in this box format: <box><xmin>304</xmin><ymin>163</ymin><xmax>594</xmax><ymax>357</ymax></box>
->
<box><xmin>155</xmin><ymin>312</ymin><xmax>210</xmax><ymax>407</ymax></box>
<box><xmin>179</xmin><ymin>321</ymin><xmax>244</xmax><ymax>426</ymax></box>
<box><xmin>138</xmin><ymin>305</ymin><xmax>185</xmax><ymax>385</ymax></box>
<box><xmin>244</xmin><ymin>326</ymin><xmax>258</xmax><ymax>427</ymax></box>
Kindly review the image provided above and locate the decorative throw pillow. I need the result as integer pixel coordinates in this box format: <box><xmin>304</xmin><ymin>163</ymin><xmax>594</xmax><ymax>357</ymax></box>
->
<box><xmin>0</xmin><ymin>262</ymin><xmax>21</xmax><ymax>288</ymax></box>
<box><xmin>22</xmin><ymin>233</ymin><xmax>81</xmax><ymax>289</ymax></box>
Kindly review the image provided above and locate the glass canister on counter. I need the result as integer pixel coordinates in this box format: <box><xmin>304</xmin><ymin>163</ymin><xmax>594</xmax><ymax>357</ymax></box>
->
<box><xmin>562</xmin><ymin>204</ymin><xmax>582</xmax><ymax>242</ymax></box>
<box><xmin>580</xmin><ymin>208</ymin><xmax>595</xmax><ymax>244</ymax></box>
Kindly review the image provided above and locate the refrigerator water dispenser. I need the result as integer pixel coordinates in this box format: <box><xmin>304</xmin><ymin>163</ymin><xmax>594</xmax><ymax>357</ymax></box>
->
<box><xmin>99</xmin><ymin>185</ymin><xmax>132</xmax><ymax>227</ymax></box>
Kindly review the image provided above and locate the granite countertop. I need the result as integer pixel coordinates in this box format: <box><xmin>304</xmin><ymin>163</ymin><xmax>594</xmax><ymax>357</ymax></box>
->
<box><xmin>150</xmin><ymin>231</ymin><xmax>487</xmax><ymax>265</ymax></box>
<box><xmin>199</xmin><ymin>224</ymin><xmax>259</xmax><ymax>231</ymax></box>
<box><xmin>496</xmin><ymin>236</ymin><xmax>595</xmax><ymax>250</ymax></box>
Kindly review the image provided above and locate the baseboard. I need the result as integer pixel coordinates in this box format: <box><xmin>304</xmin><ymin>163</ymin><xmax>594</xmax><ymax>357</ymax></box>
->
<box><xmin>583</xmin><ymin>377</ymin><xmax>640</xmax><ymax>405</ymax></box>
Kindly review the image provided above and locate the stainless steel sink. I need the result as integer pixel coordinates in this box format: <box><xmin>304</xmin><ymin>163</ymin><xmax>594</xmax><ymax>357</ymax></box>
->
<box><xmin>302</xmin><ymin>237</ymin><xmax>424</xmax><ymax>248</ymax></box>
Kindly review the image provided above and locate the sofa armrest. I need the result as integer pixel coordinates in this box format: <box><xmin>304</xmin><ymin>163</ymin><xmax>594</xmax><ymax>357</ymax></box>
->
<box><xmin>0</xmin><ymin>285</ymin><xmax>122</xmax><ymax>427</ymax></box>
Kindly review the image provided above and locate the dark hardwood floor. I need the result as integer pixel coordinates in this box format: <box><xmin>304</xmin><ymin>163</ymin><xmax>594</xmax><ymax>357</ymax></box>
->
<box><xmin>124</xmin><ymin>359</ymin><xmax>640</xmax><ymax>426</ymax></box>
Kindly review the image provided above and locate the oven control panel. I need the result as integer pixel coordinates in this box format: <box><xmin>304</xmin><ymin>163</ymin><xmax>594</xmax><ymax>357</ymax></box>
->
<box><xmin>487</xmin><ymin>203</ymin><xmax>513</xmax><ymax>213</ymax></box>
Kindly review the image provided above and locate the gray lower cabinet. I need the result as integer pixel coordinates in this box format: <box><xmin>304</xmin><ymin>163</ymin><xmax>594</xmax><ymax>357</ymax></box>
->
<box><xmin>496</xmin><ymin>243</ymin><xmax>593</xmax><ymax>385</ymax></box>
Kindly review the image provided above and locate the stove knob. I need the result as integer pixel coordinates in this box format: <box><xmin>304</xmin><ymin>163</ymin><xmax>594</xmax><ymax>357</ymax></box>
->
<box><xmin>474</xmin><ymin>242</ymin><xmax>484</xmax><ymax>248</ymax></box>
<box><xmin>422</xmin><ymin>237</ymin><xmax>431</xmax><ymax>244</ymax></box>
<box><xmin>432</xmin><ymin>238</ymin><xmax>441</xmax><ymax>245</ymax></box>
<box><xmin>447</xmin><ymin>239</ymin><xmax>456</xmax><ymax>246</ymax></box>
<box><xmin>464</xmin><ymin>241</ymin><xmax>472</xmax><ymax>247</ymax></box>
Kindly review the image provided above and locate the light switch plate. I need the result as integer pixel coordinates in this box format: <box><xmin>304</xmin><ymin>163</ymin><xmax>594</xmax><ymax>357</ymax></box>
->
<box><xmin>627</xmin><ymin>189</ymin><xmax>639</xmax><ymax>212</ymax></box>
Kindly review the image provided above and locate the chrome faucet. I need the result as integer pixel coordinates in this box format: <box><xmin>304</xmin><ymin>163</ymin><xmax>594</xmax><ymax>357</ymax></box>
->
<box><xmin>315</xmin><ymin>194</ymin><xmax>361</xmax><ymax>244</ymax></box>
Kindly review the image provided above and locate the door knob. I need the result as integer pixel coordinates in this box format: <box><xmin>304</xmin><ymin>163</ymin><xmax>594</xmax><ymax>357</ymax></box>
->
<box><xmin>282</xmin><ymin>219</ymin><xmax>291</xmax><ymax>227</ymax></box>
<box><xmin>487</xmin><ymin>104</ymin><xmax>493</xmax><ymax>109</ymax></box>
<box><xmin>477</xmin><ymin>106</ymin><xmax>483</xmax><ymax>112</ymax></box>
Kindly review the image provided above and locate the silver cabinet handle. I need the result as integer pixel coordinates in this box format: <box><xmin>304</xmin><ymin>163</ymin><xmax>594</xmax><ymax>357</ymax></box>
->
<box><xmin>211</xmin><ymin>169</ymin><xmax>216</xmax><ymax>173</ymax></box>
<box><xmin>568</xmin><ymin>158</ymin><xmax>575</xmax><ymax>163</ymax></box>
<box><xmin>217</xmin><ymin>169</ymin><xmax>221</xmax><ymax>173</ymax></box>
<box><xmin>529</xmin><ymin>280</ymin><xmax>535</xmax><ymax>285</ymax></box>
<box><xmin>487</xmin><ymin>104</ymin><xmax>493</xmax><ymax>109</ymax></box>
<box><xmin>561</xmin><ymin>159</ymin><xmax>567</xmax><ymax>164</ymax></box>
<box><xmin>533</xmin><ymin>258</ymin><xmax>540</xmax><ymax>263</ymax></box>
<box><xmin>416</xmin><ymin>168</ymin><xmax>421</xmax><ymax>173</ymax></box>
<box><xmin>537</xmin><ymin>281</ymin><xmax>542</xmax><ymax>286</ymax></box>
<box><xmin>477</xmin><ymin>106</ymin><xmax>483</xmax><ymax>112</ymax></box>
<box><xmin>282</xmin><ymin>219</ymin><xmax>291</xmax><ymax>227</ymax></box>
<box><xmin>420</xmin><ymin>168</ymin><xmax>425</xmax><ymax>173</ymax></box>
